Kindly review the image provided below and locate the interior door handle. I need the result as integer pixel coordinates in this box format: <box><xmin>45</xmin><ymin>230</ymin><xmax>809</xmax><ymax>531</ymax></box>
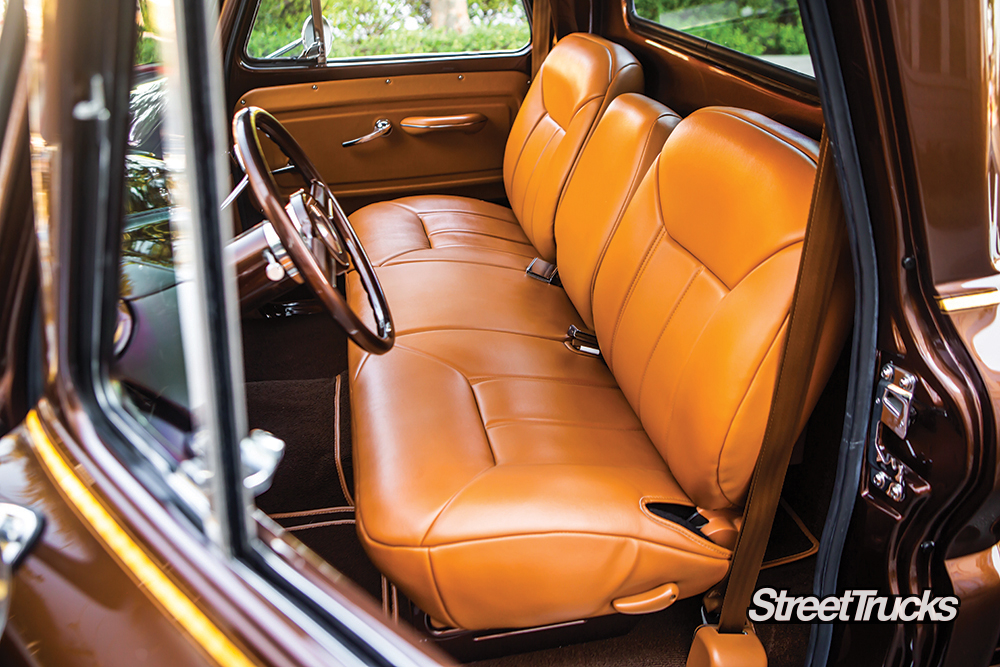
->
<box><xmin>399</xmin><ymin>113</ymin><xmax>487</xmax><ymax>135</ymax></box>
<box><xmin>342</xmin><ymin>118</ymin><xmax>392</xmax><ymax>147</ymax></box>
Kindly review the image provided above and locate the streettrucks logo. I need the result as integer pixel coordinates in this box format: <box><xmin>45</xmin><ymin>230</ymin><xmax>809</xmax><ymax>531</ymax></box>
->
<box><xmin>750</xmin><ymin>588</ymin><xmax>959</xmax><ymax>623</ymax></box>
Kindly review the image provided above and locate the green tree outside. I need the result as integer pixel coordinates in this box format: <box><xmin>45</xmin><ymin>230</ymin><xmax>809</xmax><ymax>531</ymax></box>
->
<box><xmin>632</xmin><ymin>0</ymin><xmax>807</xmax><ymax>56</ymax></box>
<box><xmin>246</xmin><ymin>0</ymin><xmax>529</xmax><ymax>60</ymax></box>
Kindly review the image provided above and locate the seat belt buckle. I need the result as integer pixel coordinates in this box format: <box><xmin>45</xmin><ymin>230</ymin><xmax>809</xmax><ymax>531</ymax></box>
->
<box><xmin>526</xmin><ymin>257</ymin><xmax>561</xmax><ymax>285</ymax></box>
<box><xmin>566</xmin><ymin>324</ymin><xmax>601</xmax><ymax>357</ymax></box>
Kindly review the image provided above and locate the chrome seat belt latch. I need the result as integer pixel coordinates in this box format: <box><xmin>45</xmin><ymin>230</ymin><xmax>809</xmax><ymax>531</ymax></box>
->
<box><xmin>526</xmin><ymin>257</ymin><xmax>561</xmax><ymax>285</ymax></box>
<box><xmin>567</xmin><ymin>325</ymin><xmax>601</xmax><ymax>357</ymax></box>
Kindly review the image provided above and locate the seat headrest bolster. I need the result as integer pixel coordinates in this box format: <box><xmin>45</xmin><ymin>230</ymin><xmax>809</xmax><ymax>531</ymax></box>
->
<box><xmin>540</xmin><ymin>33</ymin><xmax>643</xmax><ymax>130</ymax></box>
<box><xmin>657</xmin><ymin>107</ymin><xmax>819</xmax><ymax>290</ymax></box>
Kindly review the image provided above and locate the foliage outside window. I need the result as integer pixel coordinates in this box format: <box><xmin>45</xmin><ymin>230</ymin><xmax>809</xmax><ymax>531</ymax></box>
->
<box><xmin>247</xmin><ymin>0</ymin><xmax>529</xmax><ymax>60</ymax></box>
<box><xmin>136</xmin><ymin>0</ymin><xmax>161</xmax><ymax>65</ymax></box>
<box><xmin>632</xmin><ymin>0</ymin><xmax>812</xmax><ymax>77</ymax></box>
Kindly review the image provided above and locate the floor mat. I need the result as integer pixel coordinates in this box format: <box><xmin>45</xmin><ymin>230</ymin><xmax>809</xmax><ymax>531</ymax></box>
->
<box><xmin>248</xmin><ymin>377</ymin><xmax>350</xmax><ymax>514</ymax></box>
<box><xmin>242</xmin><ymin>313</ymin><xmax>346</xmax><ymax>382</ymax></box>
<box><xmin>762</xmin><ymin>498</ymin><xmax>819</xmax><ymax>569</ymax></box>
<box><xmin>274</xmin><ymin>507</ymin><xmax>384</xmax><ymax>602</ymax></box>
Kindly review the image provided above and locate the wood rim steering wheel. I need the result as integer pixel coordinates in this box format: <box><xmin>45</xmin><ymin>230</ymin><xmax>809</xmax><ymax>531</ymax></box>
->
<box><xmin>232</xmin><ymin>107</ymin><xmax>394</xmax><ymax>354</ymax></box>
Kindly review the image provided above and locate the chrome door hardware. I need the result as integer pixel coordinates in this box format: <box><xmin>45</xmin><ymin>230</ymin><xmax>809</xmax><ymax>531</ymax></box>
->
<box><xmin>868</xmin><ymin>362</ymin><xmax>930</xmax><ymax>506</ymax></box>
<box><xmin>342</xmin><ymin>119</ymin><xmax>392</xmax><ymax>147</ymax></box>
<box><xmin>0</xmin><ymin>502</ymin><xmax>45</xmax><ymax>636</ymax></box>
<box><xmin>879</xmin><ymin>363</ymin><xmax>916</xmax><ymax>439</ymax></box>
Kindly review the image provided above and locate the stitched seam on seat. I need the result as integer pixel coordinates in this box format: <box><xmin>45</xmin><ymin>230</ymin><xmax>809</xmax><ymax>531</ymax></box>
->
<box><xmin>521</xmin><ymin>124</ymin><xmax>564</xmax><ymax>245</ymax></box>
<box><xmin>552</xmin><ymin>63</ymin><xmax>640</xmax><ymax>220</ymax></box>
<box><xmin>652</xmin><ymin>159</ymin><xmax>731</xmax><ymax>292</ymax></box>
<box><xmin>587</xmin><ymin>115</ymin><xmax>672</xmax><ymax>308</ymax></box>
<box><xmin>607</xmin><ymin>228</ymin><xmax>664</xmax><ymax>370</ymax></box>
<box><xmin>381</xmin><ymin>527</ymin><xmax>731</xmax><ymax>558</ymax></box>
<box><xmin>426</xmin><ymin>228</ymin><xmax>534</xmax><ymax>243</ymax></box>
<box><xmin>469</xmin><ymin>375</ymin><xmax>616</xmax><ymax>387</ymax></box>
<box><xmin>507</xmin><ymin>111</ymin><xmax>551</xmax><ymax>218</ymax></box>
<box><xmin>396</xmin><ymin>324</ymin><xmax>569</xmax><ymax>341</ymax></box>
<box><xmin>386</xmin><ymin>256</ymin><xmax>533</xmax><ymax>271</ymax></box>
<box><xmin>575</xmin><ymin>33</ymin><xmax>615</xmax><ymax>80</ymax></box>
<box><xmin>388</xmin><ymin>345</ymin><xmax>499</xmax><ymax>547</ymax></box>
<box><xmin>420</xmin><ymin>463</ymin><xmax>496</xmax><ymax>544</ymax></box>
<box><xmin>539</xmin><ymin>37</ymin><xmax>612</xmax><ymax>130</ymax></box>
<box><xmin>393</xmin><ymin>344</ymin><xmax>498</xmax><ymax>469</ymax></box>
<box><xmin>564</xmin><ymin>92</ymin><xmax>608</xmax><ymax>127</ymax></box>
<box><xmin>715</xmin><ymin>313</ymin><xmax>790</xmax><ymax>507</ymax></box>
<box><xmin>377</xmin><ymin>245</ymin><xmax>445</xmax><ymax>265</ymax></box>
<box><xmin>720</xmin><ymin>238</ymin><xmax>805</xmax><ymax>289</ymax></box>
<box><xmin>385</xmin><ymin>200</ymin><xmax>421</xmax><ymax>214</ymax></box>
<box><xmin>484</xmin><ymin>418</ymin><xmax>645</xmax><ymax>431</ymax></box>
<box><xmin>351</xmin><ymin>351</ymin><xmax>371</xmax><ymax>383</ymax></box>
<box><xmin>425</xmin><ymin>552</ymin><xmax>461</xmax><ymax>628</ymax></box>
<box><xmin>703</xmin><ymin>108</ymin><xmax>819</xmax><ymax>166</ymax></box>
<box><xmin>542</xmin><ymin>94</ymin><xmax>607</xmax><ymax>241</ymax></box>
<box><xmin>359</xmin><ymin>510</ymin><xmax>460</xmax><ymax>628</ymax></box>
<box><xmin>380</xmin><ymin>200</ymin><xmax>433</xmax><ymax>242</ymax></box>
<box><xmin>414</xmin><ymin>212</ymin><xmax>433</xmax><ymax>250</ymax></box>
<box><xmin>414</xmin><ymin>209</ymin><xmax>520</xmax><ymax>225</ymax></box>
<box><xmin>635</xmin><ymin>267</ymin><xmax>701</xmax><ymax>422</ymax></box>
<box><xmin>386</xmin><ymin>255</ymin><xmax>534</xmax><ymax>271</ymax></box>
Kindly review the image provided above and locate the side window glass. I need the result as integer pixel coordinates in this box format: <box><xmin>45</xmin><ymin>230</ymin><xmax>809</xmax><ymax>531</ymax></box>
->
<box><xmin>632</xmin><ymin>0</ymin><xmax>812</xmax><ymax>77</ymax></box>
<box><xmin>246</xmin><ymin>0</ymin><xmax>529</xmax><ymax>61</ymax></box>
<box><xmin>111</xmin><ymin>3</ymin><xmax>194</xmax><ymax>469</ymax></box>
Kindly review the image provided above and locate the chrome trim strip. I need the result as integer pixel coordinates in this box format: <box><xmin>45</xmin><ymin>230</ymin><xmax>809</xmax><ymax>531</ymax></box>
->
<box><xmin>399</xmin><ymin>120</ymin><xmax>480</xmax><ymax>130</ymax></box>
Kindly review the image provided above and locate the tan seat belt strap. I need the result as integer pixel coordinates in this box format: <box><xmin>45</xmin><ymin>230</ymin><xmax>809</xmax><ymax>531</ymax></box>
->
<box><xmin>530</xmin><ymin>0</ymin><xmax>554</xmax><ymax>78</ymax></box>
<box><xmin>716</xmin><ymin>129</ymin><xmax>845</xmax><ymax>634</ymax></box>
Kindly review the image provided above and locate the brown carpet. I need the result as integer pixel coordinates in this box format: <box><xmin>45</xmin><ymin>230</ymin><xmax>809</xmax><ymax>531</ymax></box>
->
<box><xmin>275</xmin><ymin>508</ymin><xmax>384</xmax><ymax>602</ymax></box>
<box><xmin>247</xmin><ymin>376</ymin><xmax>351</xmax><ymax>514</ymax></box>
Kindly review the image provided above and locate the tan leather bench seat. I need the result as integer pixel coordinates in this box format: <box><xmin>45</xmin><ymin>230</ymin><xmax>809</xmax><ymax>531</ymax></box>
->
<box><xmin>347</xmin><ymin>99</ymin><xmax>853</xmax><ymax>630</ymax></box>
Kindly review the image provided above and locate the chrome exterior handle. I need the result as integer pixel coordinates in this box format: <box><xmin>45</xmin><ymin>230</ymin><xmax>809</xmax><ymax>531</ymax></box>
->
<box><xmin>342</xmin><ymin>118</ymin><xmax>392</xmax><ymax>147</ymax></box>
<box><xmin>0</xmin><ymin>502</ymin><xmax>45</xmax><ymax>637</ymax></box>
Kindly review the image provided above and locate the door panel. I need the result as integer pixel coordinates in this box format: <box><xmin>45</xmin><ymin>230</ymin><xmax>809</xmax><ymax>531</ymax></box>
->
<box><xmin>238</xmin><ymin>70</ymin><xmax>529</xmax><ymax>210</ymax></box>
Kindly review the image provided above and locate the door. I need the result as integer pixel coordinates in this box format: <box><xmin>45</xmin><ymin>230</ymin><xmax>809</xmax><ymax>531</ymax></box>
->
<box><xmin>808</xmin><ymin>1</ymin><xmax>1000</xmax><ymax>666</ymax></box>
<box><xmin>219</xmin><ymin>0</ymin><xmax>533</xmax><ymax>216</ymax></box>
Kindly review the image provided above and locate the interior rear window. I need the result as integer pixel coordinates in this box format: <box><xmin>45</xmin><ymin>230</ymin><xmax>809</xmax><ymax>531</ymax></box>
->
<box><xmin>632</xmin><ymin>0</ymin><xmax>813</xmax><ymax>77</ymax></box>
<box><xmin>247</xmin><ymin>0</ymin><xmax>530</xmax><ymax>61</ymax></box>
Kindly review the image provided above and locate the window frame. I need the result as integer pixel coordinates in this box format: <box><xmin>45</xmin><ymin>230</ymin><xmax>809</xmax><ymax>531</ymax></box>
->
<box><xmin>625</xmin><ymin>0</ymin><xmax>819</xmax><ymax>96</ymax></box>
<box><xmin>240</xmin><ymin>0</ymin><xmax>532</xmax><ymax>70</ymax></box>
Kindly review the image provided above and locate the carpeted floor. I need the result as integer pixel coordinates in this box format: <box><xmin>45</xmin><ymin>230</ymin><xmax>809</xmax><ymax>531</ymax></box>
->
<box><xmin>272</xmin><ymin>507</ymin><xmax>384</xmax><ymax>601</ymax></box>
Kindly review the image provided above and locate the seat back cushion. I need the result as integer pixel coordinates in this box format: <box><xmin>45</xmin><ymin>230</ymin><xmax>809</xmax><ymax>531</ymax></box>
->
<box><xmin>591</xmin><ymin>107</ymin><xmax>853</xmax><ymax>510</ymax></box>
<box><xmin>554</xmin><ymin>93</ymin><xmax>680</xmax><ymax>328</ymax></box>
<box><xmin>503</xmin><ymin>33</ymin><xmax>643</xmax><ymax>262</ymax></box>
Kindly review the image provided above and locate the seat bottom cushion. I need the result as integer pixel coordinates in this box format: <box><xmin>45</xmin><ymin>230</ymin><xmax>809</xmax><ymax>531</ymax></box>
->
<box><xmin>349</xmin><ymin>194</ymin><xmax>538</xmax><ymax>271</ymax></box>
<box><xmin>349</xmin><ymin>329</ymin><xmax>731</xmax><ymax>630</ymax></box>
